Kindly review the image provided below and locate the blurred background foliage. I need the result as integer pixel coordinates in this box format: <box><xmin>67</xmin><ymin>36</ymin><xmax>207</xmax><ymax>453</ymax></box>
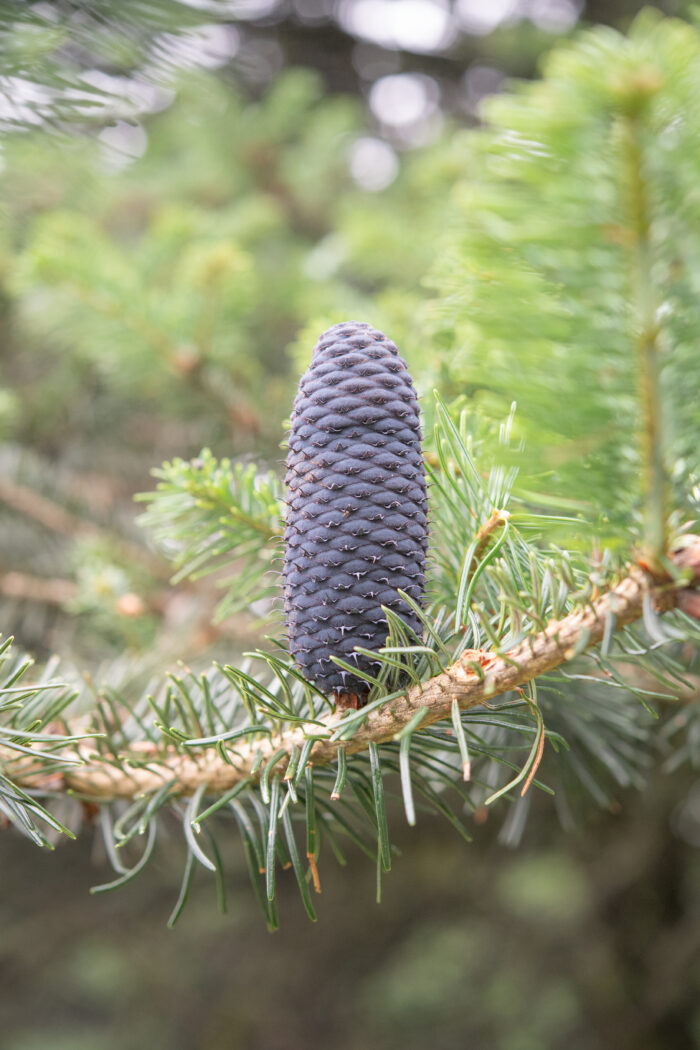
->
<box><xmin>0</xmin><ymin>1</ymin><xmax>699</xmax><ymax>1049</ymax></box>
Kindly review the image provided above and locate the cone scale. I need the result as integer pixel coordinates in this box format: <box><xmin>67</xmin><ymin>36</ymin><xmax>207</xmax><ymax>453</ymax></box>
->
<box><xmin>283</xmin><ymin>322</ymin><xmax>428</xmax><ymax>707</ymax></box>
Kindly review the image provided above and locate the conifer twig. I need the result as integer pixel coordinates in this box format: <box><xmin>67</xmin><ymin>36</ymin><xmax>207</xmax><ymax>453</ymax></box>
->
<box><xmin>4</xmin><ymin>538</ymin><xmax>698</xmax><ymax>802</ymax></box>
<box><xmin>622</xmin><ymin>104</ymin><xmax>669</xmax><ymax>570</ymax></box>
<box><xmin>0</xmin><ymin>477</ymin><xmax>167</xmax><ymax>577</ymax></box>
<box><xmin>0</xmin><ymin>476</ymin><xmax>100</xmax><ymax>541</ymax></box>
<box><xmin>468</xmin><ymin>509</ymin><xmax>509</xmax><ymax>585</ymax></box>
<box><xmin>0</xmin><ymin>570</ymin><xmax>77</xmax><ymax>605</ymax></box>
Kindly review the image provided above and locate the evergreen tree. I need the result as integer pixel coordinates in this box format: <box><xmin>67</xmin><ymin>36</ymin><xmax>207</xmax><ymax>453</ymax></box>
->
<box><xmin>0</xmin><ymin>11</ymin><xmax>699</xmax><ymax>929</ymax></box>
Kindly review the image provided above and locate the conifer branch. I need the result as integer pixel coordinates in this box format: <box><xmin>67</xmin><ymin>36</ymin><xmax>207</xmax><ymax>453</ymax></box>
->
<box><xmin>0</xmin><ymin>476</ymin><xmax>98</xmax><ymax>540</ymax></box>
<box><xmin>0</xmin><ymin>476</ymin><xmax>166</xmax><ymax>577</ymax></box>
<box><xmin>5</xmin><ymin>538</ymin><xmax>698</xmax><ymax>803</ymax></box>
<box><xmin>468</xmin><ymin>509</ymin><xmax>509</xmax><ymax>584</ymax></box>
<box><xmin>621</xmin><ymin>97</ymin><xmax>669</xmax><ymax>569</ymax></box>
<box><xmin>0</xmin><ymin>569</ymin><xmax>77</xmax><ymax>605</ymax></box>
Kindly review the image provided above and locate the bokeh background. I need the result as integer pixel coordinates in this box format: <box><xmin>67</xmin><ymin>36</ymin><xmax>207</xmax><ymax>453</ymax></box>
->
<box><xmin>1</xmin><ymin>2</ymin><xmax>699</xmax><ymax>1048</ymax></box>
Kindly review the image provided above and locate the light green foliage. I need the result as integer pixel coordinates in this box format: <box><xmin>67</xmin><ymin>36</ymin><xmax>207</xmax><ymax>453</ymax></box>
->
<box><xmin>428</xmin><ymin>11</ymin><xmax>700</xmax><ymax>541</ymax></box>
<box><xmin>2</xmin><ymin>396</ymin><xmax>698</xmax><ymax>925</ymax></box>
<box><xmin>2</xmin><ymin>70</ymin><xmax>455</xmax><ymax>464</ymax></box>
<box><xmin>0</xmin><ymin>65</ymin><xmax>456</xmax><ymax>658</ymax></box>
<box><xmin>0</xmin><ymin>0</ymin><xmax>216</xmax><ymax>130</ymax></box>
<box><xmin>137</xmin><ymin>450</ymin><xmax>284</xmax><ymax>620</ymax></box>
<box><xmin>0</xmin><ymin>636</ymin><xmax>85</xmax><ymax>845</ymax></box>
<box><xmin>14</xmin><ymin>206</ymin><xmax>256</xmax><ymax>393</ymax></box>
<box><xmin>1</xmin><ymin>14</ymin><xmax>700</xmax><ymax>928</ymax></box>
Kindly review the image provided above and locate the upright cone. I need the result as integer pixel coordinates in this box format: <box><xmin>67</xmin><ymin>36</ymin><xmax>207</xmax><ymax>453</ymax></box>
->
<box><xmin>284</xmin><ymin>321</ymin><xmax>428</xmax><ymax>706</ymax></box>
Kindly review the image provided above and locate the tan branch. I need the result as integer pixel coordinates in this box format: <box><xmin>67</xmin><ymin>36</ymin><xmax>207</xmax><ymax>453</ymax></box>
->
<box><xmin>3</xmin><ymin>538</ymin><xmax>700</xmax><ymax>803</ymax></box>
<box><xmin>0</xmin><ymin>476</ymin><xmax>100</xmax><ymax>540</ymax></box>
<box><xmin>469</xmin><ymin>508</ymin><xmax>508</xmax><ymax>582</ymax></box>
<box><xmin>0</xmin><ymin>477</ymin><xmax>167</xmax><ymax>578</ymax></box>
<box><xmin>0</xmin><ymin>570</ymin><xmax>77</xmax><ymax>605</ymax></box>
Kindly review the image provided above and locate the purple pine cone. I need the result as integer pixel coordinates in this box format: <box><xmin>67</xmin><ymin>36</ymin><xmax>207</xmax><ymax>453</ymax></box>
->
<box><xmin>283</xmin><ymin>321</ymin><xmax>428</xmax><ymax>705</ymax></box>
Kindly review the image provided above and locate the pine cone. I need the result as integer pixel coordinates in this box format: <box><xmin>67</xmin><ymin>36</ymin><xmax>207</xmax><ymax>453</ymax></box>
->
<box><xmin>284</xmin><ymin>321</ymin><xmax>428</xmax><ymax>706</ymax></box>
